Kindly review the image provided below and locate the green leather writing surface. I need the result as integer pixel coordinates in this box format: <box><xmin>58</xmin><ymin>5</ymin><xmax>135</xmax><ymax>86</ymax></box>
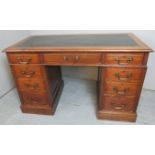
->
<box><xmin>12</xmin><ymin>34</ymin><xmax>138</xmax><ymax>48</ymax></box>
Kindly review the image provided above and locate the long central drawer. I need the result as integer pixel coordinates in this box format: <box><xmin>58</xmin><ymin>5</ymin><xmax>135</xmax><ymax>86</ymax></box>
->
<box><xmin>42</xmin><ymin>53</ymin><xmax>102</xmax><ymax>65</ymax></box>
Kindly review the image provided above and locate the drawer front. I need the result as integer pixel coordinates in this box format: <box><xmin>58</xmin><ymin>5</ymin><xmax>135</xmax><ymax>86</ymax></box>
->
<box><xmin>20</xmin><ymin>92</ymin><xmax>49</xmax><ymax>106</ymax></box>
<box><xmin>102</xmin><ymin>96</ymin><xmax>136</xmax><ymax>112</ymax></box>
<box><xmin>104</xmin><ymin>53</ymin><xmax>144</xmax><ymax>65</ymax></box>
<box><xmin>8</xmin><ymin>53</ymin><xmax>40</xmax><ymax>64</ymax></box>
<box><xmin>12</xmin><ymin>65</ymin><xmax>43</xmax><ymax>78</ymax></box>
<box><xmin>104</xmin><ymin>81</ymin><xmax>140</xmax><ymax>96</ymax></box>
<box><xmin>104</xmin><ymin>67</ymin><xmax>146</xmax><ymax>82</ymax></box>
<box><xmin>42</xmin><ymin>53</ymin><xmax>101</xmax><ymax>65</ymax></box>
<box><xmin>17</xmin><ymin>79</ymin><xmax>46</xmax><ymax>92</ymax></box>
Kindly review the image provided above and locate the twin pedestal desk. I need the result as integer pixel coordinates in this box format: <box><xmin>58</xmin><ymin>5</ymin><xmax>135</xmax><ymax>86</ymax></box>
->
<box><xmin>4</xmin><ymin>34</ymin><xmax>153</xmax><ymax>122</ymax></box>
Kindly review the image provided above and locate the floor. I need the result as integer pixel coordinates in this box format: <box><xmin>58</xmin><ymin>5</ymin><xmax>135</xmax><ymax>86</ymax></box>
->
<box><xmin>0</xmin><ymin>77</ymin><xmax>155</xmax><ymax>125</ymax></box>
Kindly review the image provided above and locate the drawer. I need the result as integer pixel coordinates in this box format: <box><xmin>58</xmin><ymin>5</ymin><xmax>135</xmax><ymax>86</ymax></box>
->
<box><xmin>104</xmin><ymin>53</ymin><xmax>144</xmax><ymax>65</ymax></box>
<box><xmin>8</xmin><ymin>53</ymin><xmax>40</xmax><ymax>64</ymax></box>
<box><xmin>42</xmin><ymin>53</ymin><xmax>101</xmax><ymax>65</ymax></box>
<box><xmin>102</xmin><ymin>96</ymin><xmax>136</xmax><ymax>112</ymax></box>
<box><xmin>12</xmin><ymin>65</ymin><xmax>43</xmax><ymax>78</ymax></box>
<box><xmin>20</xmin><ymin>92</ymin><xmax>49</xmax><ymax>107</ymax></box>
<box><xmin>104</xmin><ymin>67</ymin><xmax>146</xmax><ymax>82</ymax></box>
<box><xmin>17</xmin><ymin>79</ymin><xmax>46</xmax><ymax>92</ymax></box>
<box><xmin>103</xmin><ymin>81</ymin><xmax>140</xmax><ymax>97</ymax></box>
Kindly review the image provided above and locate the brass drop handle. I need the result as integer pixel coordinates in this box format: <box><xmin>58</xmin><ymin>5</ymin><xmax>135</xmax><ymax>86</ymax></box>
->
<box><xmin>115</xmin><ymin>56</ymin><xmax>133</xmax><ymax>65</ymax></box>
<box><xmin>28</xmin><ymin>97</ymin><xmax>39</xmax><ymax>104</ymax></box>
<box><xmin>75</xmin><ymin>56</ymin><xmax>80</xmax><ymax>62</ymax></box>
<box><xmin>21</xmin><ymin>70</ymin><xmax>35</xmax><ymax>78</ymax></box>
<box><xmin>115</xmin><ymin>73</ymin><xmax>132</xmax><ymax>81</ymax></box>
<box><xmin>64</xmin><ymin>56</ymin><xmax>69</xmax><ymax>61</ymax></box>
<box><xmin>24</xmin><ymin>83</ymin><xmax>39</xmax><ymax>89</ymax></box>
<box><xmin>111</xmin><ymin>103</ymin><xmax>127</xmax><ymax>110</ymax></box>
<box><xmin>113</xmin><ymin>87</ymin><xmax>129</xmax><ymax>95</ymax></box>
<box><xmin>16</xmin><ymin>57</ymin><xmax>32</xmax><ymax>64</ymax></box>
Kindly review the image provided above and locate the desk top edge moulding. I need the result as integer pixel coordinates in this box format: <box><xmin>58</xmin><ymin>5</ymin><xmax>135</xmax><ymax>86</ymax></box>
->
<box><xmin>4</xmin><ymin>33</ymin><xmax>153</xmax><ymax>122</ymax></box>
<box><xmin>4</xmin><ymin>33</ymin><xmax>153</xmax><ymax>53</ymax></box>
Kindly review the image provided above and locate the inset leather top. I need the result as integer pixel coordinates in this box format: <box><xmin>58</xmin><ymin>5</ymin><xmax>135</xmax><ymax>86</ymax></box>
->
<box><xmin>4</xmin><ymin>33</ymin><xmax>153</xmax><ymax>52</ymax></box>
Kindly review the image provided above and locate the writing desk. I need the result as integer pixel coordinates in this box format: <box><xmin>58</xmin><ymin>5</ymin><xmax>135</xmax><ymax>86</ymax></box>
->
<box><xmin>4</xmin><ymin>34</ymin><xmax>153</xmax><ymax>122</ymax></box>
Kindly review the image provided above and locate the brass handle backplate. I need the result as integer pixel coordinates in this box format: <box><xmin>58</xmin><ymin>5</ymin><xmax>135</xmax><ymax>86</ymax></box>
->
<box><xmin>64</xmin><ymin>56</ymin><xmax>69</xmax><ymax>61</ymax></box>
<box><xmin>63</xmin><ymin>56</ymin><xmax>80</xmax><ymax>62</ymax></box>
<box><xmin>24</xmin><ymin>83</ymin><xmax>39</xmax><ymax>90</ymax></box>
<box><xmin>21</xmin><ymin>70</ymin><xmax>35</xmax><ymax>78</ymax></box>
<box><xmin>75</xmin><ymin>56</ymin><xmax>80</xmax><ymax>62</ymax></box>
<box><xmin>115</xmin><ymin>73</ymin><xmax>132</xmax><ymax>81</ymax></box>
<box><xmin>113</xmin><ymin>87</ymin><xmax>129</xmax><ymax>95</ymax></box>
<box><xmin>111</xmin><ymin>103</ymin><xmax>127</xmax><ymax>110</ymax></box>
<box><xmin>16</xmin><ymin>57</ymin><xmax>32</xmax><ymax>64</ymax></box>
<box><xmin>115</xmin><ymin>56</ymin><xmax>133</xmax><ymax>65</ymax></box>
<box><xmin>27</xmin><ymin>97</ymin><xmax>39</xmax><ymax>104</ymax></box>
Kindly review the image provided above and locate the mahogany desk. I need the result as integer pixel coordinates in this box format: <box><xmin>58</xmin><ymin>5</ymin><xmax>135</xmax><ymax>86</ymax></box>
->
<box><xmin>4</xmin><ymin>34</ymin><xmax>153</xmax><ymax>122</ymax></box>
